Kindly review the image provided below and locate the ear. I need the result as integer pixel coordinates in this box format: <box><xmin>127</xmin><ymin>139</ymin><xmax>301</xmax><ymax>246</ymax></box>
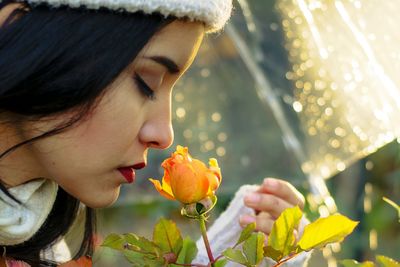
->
<box><xmin>0</xmin><ymin>3</ymin><xmax>24</xmax><ymax>27</ymax></box>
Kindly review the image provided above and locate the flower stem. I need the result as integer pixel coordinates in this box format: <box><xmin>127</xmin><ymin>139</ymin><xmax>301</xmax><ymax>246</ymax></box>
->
<box><xmin>272</xmin><ymin>253</ymin><xmax>300</xmax><ymax>267</ymax></box>
<box><xmin>199</xmin><ymin>217</ymin><xmax>215</xmax><ymax>266</ymax></box>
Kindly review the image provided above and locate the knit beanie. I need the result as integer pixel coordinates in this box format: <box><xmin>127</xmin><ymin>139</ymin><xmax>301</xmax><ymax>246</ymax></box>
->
<box><xmin>17</xmin><ymin>0</ymin><xmax>233</xmax><ymax>32</ymax></box>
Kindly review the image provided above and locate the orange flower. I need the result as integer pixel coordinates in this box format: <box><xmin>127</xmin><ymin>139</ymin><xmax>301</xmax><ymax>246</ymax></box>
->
<box><xmin>149</xmin><ymin>146</ymin><xmax>221</xmax><ymax>204</ymax></box>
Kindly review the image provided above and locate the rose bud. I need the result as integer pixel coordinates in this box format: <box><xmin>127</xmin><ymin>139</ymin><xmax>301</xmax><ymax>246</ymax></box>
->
<box><xmin>149</xmin><ymin>146</ymin><xmax>221</xmax><ymax>204</ymax></box>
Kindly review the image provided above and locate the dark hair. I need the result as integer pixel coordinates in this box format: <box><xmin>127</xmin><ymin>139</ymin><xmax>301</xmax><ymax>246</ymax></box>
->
<box><xmin>0</xmin><ymin>1</ymin><xmax>174</xmax><ymax>266</ymax></box>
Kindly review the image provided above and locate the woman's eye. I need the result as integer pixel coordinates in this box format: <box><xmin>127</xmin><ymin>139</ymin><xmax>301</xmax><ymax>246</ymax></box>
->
<box><xmin>134</xmin><ymin>73</ymin><xmax>155</xmax><ymax>100</ymax></box>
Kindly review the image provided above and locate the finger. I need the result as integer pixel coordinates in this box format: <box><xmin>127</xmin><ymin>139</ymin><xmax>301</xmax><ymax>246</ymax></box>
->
<box><xmin>244</xmin><ymin>192</ymin><xmax>293</xmax><ymax>218</ymax></box>
<box><xmin>239</xmin><ymin>213</ymin><xmax>275</xmax><ymax>236</ymax></box>
<box><xmin>294</xmin><ymin>229</ymin><xmax>299</xmax><ymax>241</ymax></box>
<box><xmin>257</xmin><ymin>178</ymin><xmax>305</xmax><ymax>209</ymax></box>
<box><xmin>239</xmin><ymin>214</ymin><xmax>256</xmax><ymax>228</ymax></box>
<box><xmin>254</xmin><ymin>212</ymin><xmax>275</xmax><ymax>235</ymax></box>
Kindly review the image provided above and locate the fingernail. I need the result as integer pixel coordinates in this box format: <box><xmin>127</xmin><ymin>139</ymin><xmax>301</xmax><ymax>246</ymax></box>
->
<box><xmin>240</xmin><ymin>215</ymin><xmax>256</xmax><ymax>224</ymax></box>
<box><xmin>245</xmin><ymin>193</ymin><xmax>261</xmax><ymax>204</ymax></box>
<box><xmin>264</xmin><ymin>178</ymin><xmax>279</xmax><ymax>189</ymax></box>
<box><xmin>263</xmin><ymin>234</ymin><xmax>269</xmax><ymax>246</ymax></box>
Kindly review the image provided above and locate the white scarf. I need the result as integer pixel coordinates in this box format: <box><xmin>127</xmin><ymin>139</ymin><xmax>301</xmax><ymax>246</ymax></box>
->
<box><xmin>0</xmin><ymin>179</ymin><xmax>58</xmax><ymax>246</ymax></box>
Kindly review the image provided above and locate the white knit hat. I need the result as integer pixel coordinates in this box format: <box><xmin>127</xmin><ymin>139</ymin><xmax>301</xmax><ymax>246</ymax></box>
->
<box><xmin>22</xmin><ymin>0</ymin><xmax>233</xmax><ymax>32</ymax></box>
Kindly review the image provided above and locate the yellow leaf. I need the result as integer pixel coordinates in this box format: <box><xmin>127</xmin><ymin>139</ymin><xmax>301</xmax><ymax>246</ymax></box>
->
<box><xmin>341</xmin><ymin>259</ymin><xmax>375</xmax><ymax>267</ymax></box>
<box><xmin>376</xmin><ymin>255</ymin><xmax>400</xmax><ymax>267</ymax></box>
<box><xmin>298</xmin><ymin>214</ymin><xmax>359</xmax><ymax>251</ymax></box>
<box><xmin>268</xmin><ymin>206</ymin><xmax>303</xmax><ymax>259</ymax></box>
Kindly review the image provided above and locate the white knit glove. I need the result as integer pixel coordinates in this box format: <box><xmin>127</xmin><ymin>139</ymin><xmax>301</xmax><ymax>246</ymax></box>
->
<box><xmin>194</xmin><ymin>185</ymin><xmax>312</xmax><ymax>267</ymax></box>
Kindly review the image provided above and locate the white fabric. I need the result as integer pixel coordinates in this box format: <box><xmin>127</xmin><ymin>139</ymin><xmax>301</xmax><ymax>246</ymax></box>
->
<box><xmin>194</xmin><ymin>185</ymin><xmax>311</xmax><ymax>267</ymax></box>
<box><xmin>41</xmin><ymin>238</ymin><xmax>72</xmax><ymax>263</ymax></box>
<box><xmin>20</xmin><ymin>0</ymin><xmax>233</xmax><ymax>32</ymax></box>
<box><xmin>0</xmin><ymin>179</ymin><xmax>58</xmax><ymax>246</ymax></box>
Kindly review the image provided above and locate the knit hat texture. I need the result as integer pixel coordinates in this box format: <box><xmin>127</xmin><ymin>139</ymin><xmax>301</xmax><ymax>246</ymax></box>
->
<box><xmin>22</xmin><ymin>0</ymin><xmax>233</xmax><ymax>32</ymax></box>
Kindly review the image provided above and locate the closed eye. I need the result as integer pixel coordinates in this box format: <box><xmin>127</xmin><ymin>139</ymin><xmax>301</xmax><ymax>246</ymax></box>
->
<box><xmin>133</xmin><ymin>73</ymin><xmax>155</xmax><ymax>100</ymax></box>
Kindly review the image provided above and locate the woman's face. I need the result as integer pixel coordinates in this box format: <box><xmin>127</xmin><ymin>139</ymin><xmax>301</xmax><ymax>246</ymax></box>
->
<box><xmin>0</xmin><ymin>20</ymin><xmax>205</xmax><ymax>208</ymax></box>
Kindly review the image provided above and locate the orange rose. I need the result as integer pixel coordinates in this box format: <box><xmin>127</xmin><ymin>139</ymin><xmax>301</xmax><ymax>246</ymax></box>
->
<box><xmin>149</xmin><ymin>146</ymin><xmax>221</xmax><ymax>204</ymax></box>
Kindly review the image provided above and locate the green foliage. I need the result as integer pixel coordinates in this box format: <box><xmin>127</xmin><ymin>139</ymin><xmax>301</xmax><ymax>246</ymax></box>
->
<box><xmin>214</xmin><ymin>259</ymin><xmax>228</xmax><ymax>267</ymax></box>
<box><xmin>267</xmin><ymin>206</ymin><xmax>302</xmax><ymax>260</ymax></box>
<box><xmin>222</xmin><ymin>232</ymin><xmax>264</xmax><ymax>267</ymax></box>
<box><xmin>243</xmin><ymin>232</ymin><xmax>265</xmax><ymax>266</ymax></box>
<box><xmin>341</xmin><ymin>259</ymin><xmax>375</xmax><ymax>267</ymax></box>
<box><xmin>234</xmin><ymin>222</ymin><xmax>256</xmax><ymax>248</ymax></box>
<box><xmin>174</xmin><ymin>237</ymin><xmax>198</xmax><ymax>265</ymax></box>
<box><xmin>103</xmin><ymin>207</ymin><xmax>363</xmax><ymax>267</ymax></box>
<box><xmin>125</xmin><ymin>233</ymin><xmax>162</xmax><ymax>257</ymax></box>
<box><xmin>376</xmin><ymin>255</ymin><xmax>400</xmax><ymax>267</ymax></box>
<box><xmin>102</xmin><ymin>233</ymin><xmax>164</xmax><ymax>266</ymax></box>
<box><xmin>153</xmin><ymin>218</ymin><xmax>183</xmax><ymax>255</ymax></box>
<box><xmin>223</xmin><ymin>248</ymin><xmax>248</xmax><ymax>265</ymax></box>
<box><xmin>102</xmin><ymin>233</ymin><xmax>126</xmax><ymax>251</ymax></box>
<box><xmin>123</xmin><ymin>250</ymin><xmax>164</xmax><ymax>267</ymax></box>
<box><xmin>341</xmin><ymin>255</ymin><xmax>400</xmax><ymax>267</ymax></box>
<box><xmin>102</xmin><ymin>218</ymin><xmax>185</xmax><ymax>266</ymax></box>
<box><xmin>263</xmin><ymin>245</ymin><xmax>283</xmax><ymax>263</ymax></box>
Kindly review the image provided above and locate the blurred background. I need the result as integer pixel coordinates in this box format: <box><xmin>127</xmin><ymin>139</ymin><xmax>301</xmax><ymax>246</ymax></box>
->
<box><xmin>95</xmin><ymin>0</ymin><xmax>400</xmax><ymax>266</ymax></box>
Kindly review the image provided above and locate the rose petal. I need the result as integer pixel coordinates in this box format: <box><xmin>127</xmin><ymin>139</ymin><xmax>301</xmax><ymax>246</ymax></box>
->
<box><xmin>206</xmin><ymin>172</ymin><xmax>220</xmax><ymax>193</ymax></box>
<box><xmin>150</xmin><ymin>146</ymin><xmax>222</xmax><ymax>204</ymax></box>
<box><xmin>149</xmin><ymin>178</ymin><xmax>175</xmax><ymax>200</ymax></box>
<box><xmin>209</xmin><ymin>158</ymin><xmax>222</xmax><ymax>183</ymax></box>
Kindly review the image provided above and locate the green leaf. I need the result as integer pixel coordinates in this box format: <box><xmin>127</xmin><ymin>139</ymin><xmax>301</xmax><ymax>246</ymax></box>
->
<box><xmin>297</xmin><ymin>214</ymin><xmax>359</xmax><ymax>251</ymax></box>
<box><xmin>264</xmin><ymin>245</ymin><xmax>284</xmax><ymax>262</ymax></box>
<box><xmin>153</xmin><ymin>218</ymin><xmax>183</xmax><ymax>255</ymax></box>
<box><xmin>214</xmin><ymin>259</ymin><xmax>228</xmax><ymax>267</ymax></box>
<box><xmin>243</xmin><ymin>232</ymin><xmax>265</xmax><ymax>266</ymax></box>
<box><xmin>124</xmin><ymin>250</ymin><xmax>165</xmax><ymax>267</ymax></box>
<box><xmin>124</xmin><ymin>233</ymin><xmax>161</xmax><ymax>258</ymax></box>
<box><xmin>175</xmin><ymin>236</ymin><xmax>198</xmax><ymax>264</ymax></box>
<box><xmin>101</xmin><ymin>233</ymin><xmax>126</xmax><ymax>251</ymax></box>
<box><xmin>234</xmin><ymin>222</ymin><xmax>256</xmax><ymax>248</ymax></box>
<box><xmin>222</xmin><ymin>248</ymin><xmax>248</xmax><ymax>265</ymax></box>
<box><xmin>376</xmin><ymin>255</ymin><xmax>400</xmax><ymax>267</ymax></box>
<box><xmin>268</xmin><ymin>206</ymin><xmax>302</xmax><ymax>258</ymax></box>
<box><xmin>341</xmin><ymin>259</ymin><xmax>375</xmax><ymax>267</ymax></box>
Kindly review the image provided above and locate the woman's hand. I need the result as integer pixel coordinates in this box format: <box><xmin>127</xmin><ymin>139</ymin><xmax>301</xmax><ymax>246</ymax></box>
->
<box><xmin>239</xmin><ymin>178</ymin><xmax>305</xmax><ymax>236</ymax></box>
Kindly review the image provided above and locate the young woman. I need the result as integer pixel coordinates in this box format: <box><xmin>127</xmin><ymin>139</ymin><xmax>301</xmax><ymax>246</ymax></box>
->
<box><xmin>0</xmin><ymin>0</ymin><xmax>310</xmax><ymax>266</ymax></box>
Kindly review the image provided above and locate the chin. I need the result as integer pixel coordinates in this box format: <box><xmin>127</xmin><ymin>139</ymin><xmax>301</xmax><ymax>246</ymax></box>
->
<box><xmin>80</xmin><ymin>187</ymin><xmax>121</xmax><ymax>208</ymax></box>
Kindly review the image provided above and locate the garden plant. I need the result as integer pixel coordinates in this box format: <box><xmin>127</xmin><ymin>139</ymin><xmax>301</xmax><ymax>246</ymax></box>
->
<box><xmin>102</xmin><ymin>146</ymin><xmax>399</xmax><ymax>267</ymax></box>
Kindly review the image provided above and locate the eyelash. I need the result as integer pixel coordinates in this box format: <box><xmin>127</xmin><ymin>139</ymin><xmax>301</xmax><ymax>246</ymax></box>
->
<box><xmin>134</xmin><ymin>73</ymin><xmax>155</xmax><ymax>100</ymax></box>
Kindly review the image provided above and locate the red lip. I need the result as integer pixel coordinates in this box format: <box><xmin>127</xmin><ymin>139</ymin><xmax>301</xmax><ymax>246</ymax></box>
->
<box><xmin>117</xmin><ymin>162</ymin><xmax>146</xmax><ymax>183</ymax></box>
<box><xmin>132</xmin><ymin>162</ymin><xmax>146</xmax><ymax>170</ymax></box>
<box><xmin>118</xmin><ymin>167</ymin><xmax>135</xmax><ymax>183</ymax></box>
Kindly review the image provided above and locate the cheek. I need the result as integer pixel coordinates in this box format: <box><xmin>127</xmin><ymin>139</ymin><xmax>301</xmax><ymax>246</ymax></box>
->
<box><xmin>75</xmin><ymin>86</ymin><xmax>146</xmax><ymax>153</ymax></box>
<box><xmin>30</xmin><ymin>87</ymin><xmax>145</xmax><ymax>180</ymax></box>
<box><xmin>60</xmin><ymin>91</ymin><xmax>145</xmax><ymax>164</ymax></box>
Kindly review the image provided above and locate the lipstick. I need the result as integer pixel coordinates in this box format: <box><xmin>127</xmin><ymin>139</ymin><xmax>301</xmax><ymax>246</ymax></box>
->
<box><xmin>132</xmin><ymin>162</ymin><xmax>146</xmax><ymax>170</ymax></box>
<box><xmin>118</xmin><ymin>167</ymin><xmax>135</xmax><ymax>183</ymax></box>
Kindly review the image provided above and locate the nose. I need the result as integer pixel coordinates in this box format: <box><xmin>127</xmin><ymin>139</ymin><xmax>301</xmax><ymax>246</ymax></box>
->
<box><xmin>139</xmin><ymin>106</ymin><xmax>174</xmax><ymax>150</ymax></box>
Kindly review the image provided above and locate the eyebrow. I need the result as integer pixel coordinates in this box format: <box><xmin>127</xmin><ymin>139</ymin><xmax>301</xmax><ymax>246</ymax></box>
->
<box><xmin>146</xmin><ymin>56</ymin><xmax>181</xmax><ymax>74</ymax></box>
